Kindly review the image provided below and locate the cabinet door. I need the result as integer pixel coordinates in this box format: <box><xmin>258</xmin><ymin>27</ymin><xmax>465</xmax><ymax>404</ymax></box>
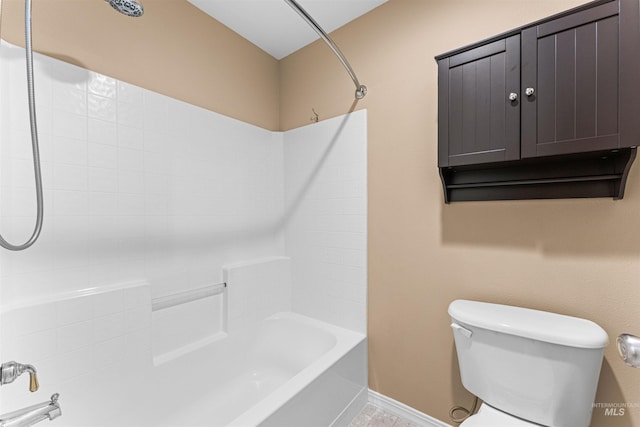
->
<box><xmin>521</xmin><ymin>1</ymin><xmax>622</xmax><ymax>158</ymax></box>
<box><xmin>438</xmin><ymin>35</ymin><xmax>520</xmax><ymax>167</ymax></box>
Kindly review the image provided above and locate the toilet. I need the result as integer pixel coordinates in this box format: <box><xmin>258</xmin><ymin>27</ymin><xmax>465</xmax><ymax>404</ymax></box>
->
<box><xmin>448</xmin><ymin>300</ymin><xmax>608</xmax><ymax>427</ymax></box>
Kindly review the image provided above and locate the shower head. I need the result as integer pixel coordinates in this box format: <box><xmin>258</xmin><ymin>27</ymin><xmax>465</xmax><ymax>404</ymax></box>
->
<box><xmin>106</xmin><ymin>0</ymin><xmax>144</xmax><ymax>17</ymax></box>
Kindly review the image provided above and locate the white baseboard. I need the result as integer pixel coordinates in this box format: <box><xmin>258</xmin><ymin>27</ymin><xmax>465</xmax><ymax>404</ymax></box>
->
<box><xmin>368</xmin><ymin>390</ymin><xmax>453</xmax><ymax>427</ymax></box>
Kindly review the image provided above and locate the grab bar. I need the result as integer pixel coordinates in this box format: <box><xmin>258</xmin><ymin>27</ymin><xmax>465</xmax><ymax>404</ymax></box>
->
<box><xmin>152</xmin><ymin>282</ymin><xmax>227</xmax><ymax>312</ymax></box>
<box><xmin>284</xmin><ymin>0</ymin><xmax>367</xmax><ymax>100</ymax></box>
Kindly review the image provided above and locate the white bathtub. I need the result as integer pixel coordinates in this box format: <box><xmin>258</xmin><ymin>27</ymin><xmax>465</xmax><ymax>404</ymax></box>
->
<box><xmin>57</xmin><ymin>312</ymin><xmax>367</xmax><ymax>427</ymax></box>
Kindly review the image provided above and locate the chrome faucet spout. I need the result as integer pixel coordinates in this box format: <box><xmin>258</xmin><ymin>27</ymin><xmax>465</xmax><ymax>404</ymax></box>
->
<box><xmin>0</xmin><ymin>394</ymin><xmax>61</xmax><ymax>427</ymax></box>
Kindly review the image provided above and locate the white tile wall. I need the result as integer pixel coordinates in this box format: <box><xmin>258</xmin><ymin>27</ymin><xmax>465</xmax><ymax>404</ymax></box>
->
<box><xmin>0</xmin><ymin>42</ymin><xmax>285</xmax><ymax>308</ymax></box>
<box><xmin>152</xmin><ymin>292</ymin><xmax>225</xmax><ymax>365</ymax></box>
<box><xmin>283</xmin><ymin>111</ymin><xmax>368</xmax><ymax>333</ymax></box>
<box><xmin>0</xmin><ymin>281</ymin><xmax>151</xmax><ymax>413</ymax></box>
<box><xmin>223</xmin><ymin>256</ymin><xmax>292</xmax><ymax>333</ymax></box>
<box><xmin>0</xmin><ymin>41</ymin><xmax>367</xmax><ymax>404</ymax></box>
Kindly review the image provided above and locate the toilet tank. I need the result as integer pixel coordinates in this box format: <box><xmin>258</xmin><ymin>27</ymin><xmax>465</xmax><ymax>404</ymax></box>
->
<box><xmin>449</xmin><ymin>300</ymin><xmax>608</xmax><ymax>427</ymax></box>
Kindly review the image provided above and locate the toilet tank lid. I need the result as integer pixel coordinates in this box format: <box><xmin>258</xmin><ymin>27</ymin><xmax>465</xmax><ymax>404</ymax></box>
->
<box><xmin>448</xmin><ymin>300</ymin><xmax>609</xmax><ymax>349</ymax></box>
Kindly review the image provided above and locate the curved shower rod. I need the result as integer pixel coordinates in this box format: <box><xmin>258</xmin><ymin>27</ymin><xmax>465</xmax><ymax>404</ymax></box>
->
<box><xmin>284</xmin><ymin>0</ymin><xmax>367</xmax><ymax>100</ymax></box>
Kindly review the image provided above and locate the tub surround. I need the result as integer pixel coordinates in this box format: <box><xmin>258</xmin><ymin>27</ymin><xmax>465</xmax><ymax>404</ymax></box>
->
<box><xmin>0</xmin><ymin>40</ymin><xmax>366</xmax><ymax>323</ymax></box>
<box><xmin>0</xmin><ymin>41</ymin><xmax>367</xmax><ymax>426</ymax></box>
<box><xmin>0</xmin><ymin>281</ymin><xmax>152</xmax><ymax>410</ymax></box>
<box><xmin>222</xmin><ymin>257</ymin><xmax>292</xmax><ymax>335</ymax></box>
<box><xmin>0</xmin><ymin>40</ymin><xmax>284</xmax><ymax>308</ymax></box>
<box><xmin>0</xmin><ymin>280</ymin><xmax>366</xmax><ymax>426</ymax></box>
<box><xmin>284</xmin><ymin>113</ymin><xmax>368</xmax><ymax>333</ymax></box>
<box><xmin>153</xmin><ymin>257</ymin><xmax>292</xmax><ymax>364</ymax></box>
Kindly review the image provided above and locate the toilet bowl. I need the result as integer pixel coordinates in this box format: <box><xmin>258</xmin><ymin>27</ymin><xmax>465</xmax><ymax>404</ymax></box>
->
<box><xmin>449</xmin><ymin>300</ymin><xmax>608</xmax><ymax>427</ymax></box>
<box><xmin>460</xmin><ymin>403</ymin><xmax>542</xmax><ymax>426</ymax></box>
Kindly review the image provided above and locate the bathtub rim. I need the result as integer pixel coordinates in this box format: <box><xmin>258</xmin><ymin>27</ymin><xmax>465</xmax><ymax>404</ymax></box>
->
<box><xmin>226</xmin><ymin>311</ymin><xmax>366</xmax><ymax>427</ymax></box>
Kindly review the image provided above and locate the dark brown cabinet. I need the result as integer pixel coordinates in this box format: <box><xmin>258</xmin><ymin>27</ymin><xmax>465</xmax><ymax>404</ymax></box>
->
<box><xmin>522</xmin><ymin>1</ymin><xmax>629</xmax><ymax>157</ymax></box>
<box><xmin>436</xmin><ymin>0</ymin><xmax>640</xmax><ymax>202</ymax></box>
<box><xmin>438</xmin><ymin>36</ymin><xmax>520</xmax><ymax>166</ymax></box>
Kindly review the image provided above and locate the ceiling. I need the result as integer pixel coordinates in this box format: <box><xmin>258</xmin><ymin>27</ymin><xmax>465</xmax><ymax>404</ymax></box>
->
<box><xmin>186</xmin><ymin>0</ymin><xmax>388</xmax><ymax>60</ymax></box>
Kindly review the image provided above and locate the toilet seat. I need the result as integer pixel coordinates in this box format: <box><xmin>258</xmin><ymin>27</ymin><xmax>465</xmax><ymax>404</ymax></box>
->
<box><xmin>460</xmin><ymin>403</ymin><xmax>543</xmax><ymax>426</ymax></box>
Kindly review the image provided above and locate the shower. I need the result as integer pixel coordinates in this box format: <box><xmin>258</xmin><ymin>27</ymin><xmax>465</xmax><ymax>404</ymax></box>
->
<box><xmin>1</xmin><ymin>0</ymin><xmax>366</xmax><ymax>252</ymax></box>
<box><xmin>0</xmin><ymin>0</ymin><xmax>43</xmax><ymax>251</ymax></box>
<box><xmin>106</xmin><ymin>0</ymin><xmax>144</xmax><ymax>17</ymax></box>
<box><xmin>0</xmin><ymin>0</ymin><xmax>143</xmax><ymax>251</ymax></box>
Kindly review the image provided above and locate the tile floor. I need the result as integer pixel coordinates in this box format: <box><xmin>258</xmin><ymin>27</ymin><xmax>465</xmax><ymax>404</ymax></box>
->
<box><xmin>348</xmin><ymin>403</ymin><xmax>423</xmax><ymax>427</ymax></box>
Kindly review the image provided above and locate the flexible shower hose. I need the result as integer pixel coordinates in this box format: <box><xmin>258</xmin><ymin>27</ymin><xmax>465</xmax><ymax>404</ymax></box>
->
<box><xmin>0</xmin><ymin>0</ymin><xmax>45</xmax><ymax>251</ymax></box>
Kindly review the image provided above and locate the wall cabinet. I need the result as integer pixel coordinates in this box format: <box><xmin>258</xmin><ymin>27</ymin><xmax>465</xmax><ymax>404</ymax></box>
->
<box><xmin>436</xmin><ymin>0</ymin><xmax>640</xmax><ymax>202</ymax></box>
<box><xmin>438</xmin><ymin>36</ymin><xmax>520</xmax><ymax>167</ymax></box>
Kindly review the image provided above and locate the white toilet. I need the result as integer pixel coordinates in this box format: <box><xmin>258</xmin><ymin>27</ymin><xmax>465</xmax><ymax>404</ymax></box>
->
<box><xmin>448</xmin><ymin>300</ymin><xmax>609</xmax><ymax>427</ymax></box>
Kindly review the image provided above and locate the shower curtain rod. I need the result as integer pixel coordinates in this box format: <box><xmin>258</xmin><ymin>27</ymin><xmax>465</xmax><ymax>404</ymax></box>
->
<box><xmin>284</xmin><ymin>0</ymin><xmax>367</xmax><ymax>100</ymax></box>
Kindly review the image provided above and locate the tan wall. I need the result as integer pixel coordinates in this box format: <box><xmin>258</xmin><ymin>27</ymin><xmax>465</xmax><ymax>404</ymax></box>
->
<box><xmin>280</xmin><ymin>0</ymin><xmax>640</xmax><ymax>425</ymax></box>
<box><xmin>0</xmin><ymin>0</ymin><xmax>279</xmax><ymax>130</ymax></box>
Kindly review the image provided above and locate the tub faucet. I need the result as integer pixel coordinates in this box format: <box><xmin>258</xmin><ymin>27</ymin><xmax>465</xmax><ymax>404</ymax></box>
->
<box><xmin>0</xmin><ymin>393</ymin><xmax>61</xmax><ymax>427</ymax></box>
<box><xmin>0</xmin><ymin>362</ymin><xmax>38</xmax><ymax>392</ymax></box>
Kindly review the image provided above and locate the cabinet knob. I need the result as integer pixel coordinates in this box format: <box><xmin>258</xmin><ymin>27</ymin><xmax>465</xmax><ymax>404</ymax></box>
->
<box><xmin>525</xmin><ymin>87</ymin><xmax>535</xmax><ymax>97</ymax></box>
<box><xmin>508</xmin><ymin>92</ymin><xmax>518</xmax><ymax>101</ymax></box>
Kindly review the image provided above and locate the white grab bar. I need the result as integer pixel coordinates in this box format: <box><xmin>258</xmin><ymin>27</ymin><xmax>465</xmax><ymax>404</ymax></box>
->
<box><xmin>152</xmin><ymin>282</ymin><xmax>226</xmax><ymax>312</ymax></box>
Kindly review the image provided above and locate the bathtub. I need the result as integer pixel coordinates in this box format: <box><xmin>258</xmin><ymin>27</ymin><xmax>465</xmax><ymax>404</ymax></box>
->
<box><xmin>54</xmin><ymin>311</ymin><xmax>367</xmax><ymax>427</ymax></box>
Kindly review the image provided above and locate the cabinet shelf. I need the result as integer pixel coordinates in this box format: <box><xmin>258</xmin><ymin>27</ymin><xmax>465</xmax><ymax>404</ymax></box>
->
<box><xmin>440</xmin><ymin>148</ymin><xmax>636</xmax><ymax>202</ymax></box>
<box><xmin>446</xmin><ymin>174</ymin><xmax>622</xmax><ymax>189</ymax></box>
